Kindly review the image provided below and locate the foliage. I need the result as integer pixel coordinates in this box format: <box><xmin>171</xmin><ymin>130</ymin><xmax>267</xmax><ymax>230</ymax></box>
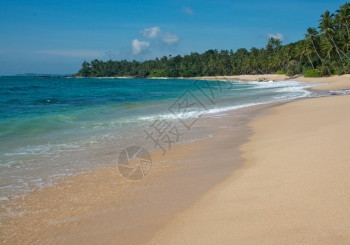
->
<box><xmin>77</xmin><ymin>3</ymin><xmax>350</xmax><ymax>78</ymax></box>
<box><xmin>275</xmin><ymin>70</ymin><xmax>285</xmax><ymax>75</ymax></box>
<box><xmin>286</xmin><ymin>60</ymin><xmax>301</xmax><ymax>76</ymax></box>
<box><xmin>304</xmin><ymin>69</ymin><xmax>322</xmax><ymax>77</ymax></box>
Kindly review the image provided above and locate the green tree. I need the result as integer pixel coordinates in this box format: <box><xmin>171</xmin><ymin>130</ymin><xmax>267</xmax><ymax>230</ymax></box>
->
<box><xmin>305</xmin><ymin>27</ymin><xmax>323</xmax><ymax>61</ymax></box>
<box><xmin>336</xmin><ymin>3</ymin><xmax>350</xmax><ymax>39</ymax></box>
<box><xmin>319</xmin><ymin>10</ymin><xmax>349</xmax><ymax>61</ymax></box>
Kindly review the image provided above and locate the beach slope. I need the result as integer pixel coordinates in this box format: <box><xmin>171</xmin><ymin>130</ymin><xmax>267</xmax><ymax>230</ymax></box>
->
<box><xmin>148</xmin><ymin>94</ymin><xmax>350</xmax><ymax>244</ymax></box>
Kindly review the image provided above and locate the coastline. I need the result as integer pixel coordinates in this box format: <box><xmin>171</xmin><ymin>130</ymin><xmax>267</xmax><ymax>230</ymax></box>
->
<box><xmin>1</xmin><ymin>74</ymin><xmax>350</xmax><ymax>244</ymax></box>
<box><xmin>195</xmin><ymin>74</ymin><xmax>350</xmax><ymax>90</ymax></box>
<box><xmin>1</xmin><ymin>99</ymin><xmax>274</xmax><ymax>244</ymax></box>
<box><xmin>147</xmin><ymin>75</ymin><xmax>350</xmax><ymax>244</ymax></box>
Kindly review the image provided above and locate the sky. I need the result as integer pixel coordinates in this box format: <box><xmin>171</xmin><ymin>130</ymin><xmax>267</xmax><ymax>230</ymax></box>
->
<box><xmin>0</xmin><ymin>0</ymin><xmax>346</xmax><ymax>75</ymax></box>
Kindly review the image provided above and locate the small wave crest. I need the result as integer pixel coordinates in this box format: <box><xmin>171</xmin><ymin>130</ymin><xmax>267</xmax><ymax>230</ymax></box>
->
<box><xmin>330</xmin><ymin>89</ymin><xmax>350</xmax><ymax>95</ymax></box>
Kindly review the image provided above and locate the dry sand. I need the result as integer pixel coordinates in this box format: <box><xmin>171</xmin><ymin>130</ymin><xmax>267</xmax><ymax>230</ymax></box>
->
<box><xmin>196</xmin><ymin>74</ymin><xmax>350</xmax><ymax>91</ymax></box>
<box><xmin>293</xmin><ymin>74</ymin><xmax>350</xmax><ymax>91</ymax></box>
<box><xmin>147</xmin><ymin>79</ymin><xmax>350</xmax><ymax>244</ymax></box>
<box><xmin>1</xmin><ymin>102</ymin><xmax>268</xmax><ymax>244</ymax></box>
<box><xmin>2</xmin><ymin>75</ymin><xmax>350</xmax><ymax>244</ymax></box>
<box><xmin>193</xmin><ymin>74</ymin><xmax>289</xmax><ymax>82</ymax></box>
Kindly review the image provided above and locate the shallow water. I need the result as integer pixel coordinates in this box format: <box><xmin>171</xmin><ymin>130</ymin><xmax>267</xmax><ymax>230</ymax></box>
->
<box><xmin>0</xmin><ymin>76</ymin><xmax>316</xmax><ymax>198</ymax></box>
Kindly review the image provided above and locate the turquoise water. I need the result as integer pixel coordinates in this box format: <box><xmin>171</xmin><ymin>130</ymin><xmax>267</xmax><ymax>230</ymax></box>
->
<box><xmin>0</xmin><ymin>76</ymin><xmax>314</xmax><ymax>198</ymax></box>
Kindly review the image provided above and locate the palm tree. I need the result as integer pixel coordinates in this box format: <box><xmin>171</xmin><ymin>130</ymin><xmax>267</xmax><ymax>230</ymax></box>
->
<box><xmin>341</xmin><ymin>36</ymin><xmax>350</xmax><ymax>53</ymax></box>
<box><xmin>296</xmin><ymin>41</ymin><xmax>314</xmax><ymax>68</ymax></box>
<box><xmin>305</xmin><ymin>27</ymin><xmax>323</xmax><ymax>60</ymax></box>
<box><xmin>320</xmin><ymin>37</ymin><xmax>335</xmax><ymax>59</ymax></box>
<box><xmin>319</xmin><ymin>10</ymin><xmax>350</xmax><ymax>61</ymax></box>
<box><xmin>336</xmin><ymin>3</ymin><xmax>350</xmax><ymax>54</ymax></box>
<box><xmin>336</xmin><ymin>3</ymin><xmax>350</xmax><ymax>38</ymax></box>
<box><xmin>280</xmin><ymin>45</ymin><xmax>293</xmax><ymax>71</ymax></box>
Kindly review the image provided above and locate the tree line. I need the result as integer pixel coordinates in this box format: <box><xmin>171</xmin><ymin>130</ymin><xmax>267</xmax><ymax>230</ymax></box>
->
<box><xmin>77</xmin><ymin>3</ymin><xmax>350</xmax><ymax>78</ymax></box>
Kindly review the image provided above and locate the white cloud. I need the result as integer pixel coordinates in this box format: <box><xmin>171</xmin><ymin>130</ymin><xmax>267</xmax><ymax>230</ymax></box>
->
<box><xmin>161</xmin><ymin>33</ymin><xmax>180</xmax><ymax>45</ymax></box>
<box><xmin>37</xmin><ymin>50</ymin><xmax>105</xmax><ymax>58</ymax></box>
<box><xmin>131</xmin><ymin>39</ymin><xmax>150</xmax><ymax>54</ymax></box>
<box><xmin>141</xmin><ymin>26</ymin><xmax>161</xmax><ymax>38</ymax></box>
<box><xmin>267</xmin><ymin>33</ymin><xmax>285</xmax><ymax>41</ymax></box>
<box><xmin>182</xmin><ymin>7</ymin><xmax>194</xmax><ymax>15</ymax></box>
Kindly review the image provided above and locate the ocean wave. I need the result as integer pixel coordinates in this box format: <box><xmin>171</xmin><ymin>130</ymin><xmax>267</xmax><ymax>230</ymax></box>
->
<box><xmin>247</xmin><ymin>80</ymin><xmax>302</xmax><ymax>88</ymax></box>
<box><xmin>0</xmin><ymin>77</ymin><xmax>317</xmax><ymax>200</ymax></box>
<box><xmin>138</xmin><ymin>81</ymin><xmax>314</xmax><ymax>122</ymax></box>
<box><xmin>138</xmin><ymin>102</ymin><xmax>266</xmax><ymax>122</ymax></box>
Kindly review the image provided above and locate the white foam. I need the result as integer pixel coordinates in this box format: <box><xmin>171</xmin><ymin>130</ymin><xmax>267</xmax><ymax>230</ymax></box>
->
<box><xmin>138</xmin><ymin>102</ymin><xmax>266</xmax><ymax>123</ymax></box>
<box><xmin>0</xmin><ymin>196</ymin><xmax>9</xmax><ymax>201</ymax></box>
<box><xmin>247</xmin><ymin>80</ymin><xmax>303</xmax><ymax>88</ymax></box>
<box><xmin>330</xmin><ymin>89</ymin><xmax>350</xmax><ymax>95</ymax></box>
<box><xmin>147</xmin><ymin>77</ymin><xmax>169</xmax><ymax>80</ymax></box>
<box><xmin>0</xmin><ymin>78</ymin><xmax>319</xmax><ymax>200</ymax></box>
<box><xmin>138</xmin><ymin>80</ymin><xmax>316</xmax><ymax>123</ymax></box>
<box><xmin>205</xmin><ymin>102</ymin><xmax>265</xmax><ymax>114</ymax></box>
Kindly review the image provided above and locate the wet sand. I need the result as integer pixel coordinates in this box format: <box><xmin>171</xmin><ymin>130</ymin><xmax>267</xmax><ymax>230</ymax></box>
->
<box><xmin>1</xmin><ymin>75</ymin><xmax>349</xmax><ymax>244</ymax></box>
<box><xmin>147</xmin><ymin>77</ymin><xmax>350</xmax><ymax>244</ymax></box>
<box><xmin>195</xmin><ymin>74</ymin><xmax>350</xmax><ymax>91</ymax></box>
<box><xmin>0</xmin><ymin>101</ymin><xmax>272</xmax><ymax>244</ymax></box>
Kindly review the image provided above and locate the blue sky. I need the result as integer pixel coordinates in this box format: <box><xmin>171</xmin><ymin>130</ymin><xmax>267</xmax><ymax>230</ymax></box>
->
<box><xmin>0</xmin><ymin>0</ymin><xmax>346</xmax><ymax>75</ymax></box>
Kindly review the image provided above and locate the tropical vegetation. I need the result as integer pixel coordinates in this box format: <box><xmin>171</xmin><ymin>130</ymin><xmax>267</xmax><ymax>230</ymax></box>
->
<box><xmin>77</xmin><ymin>3</ymin><xmax>350</xmax><ymax>78</ymax></box>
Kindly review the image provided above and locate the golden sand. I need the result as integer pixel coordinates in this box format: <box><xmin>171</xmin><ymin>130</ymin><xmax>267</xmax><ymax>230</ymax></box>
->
<box><xmin>148</xmin><ymin>80</ymin><xmax>350</xmax><ymax>244</ymax></box>
<box><xmin>293</xmin><ymin>74</ymin><xmax>350</xmax><ymax>91</ymax></box>
<box><xmin>1</xmin><ymin>103</ymin><xmax>265</xmax><ymax>244</ymax></box>
<box><xmin>193</xmin><ymin>74</ymin><xmax>289</xmax><ymax>82</ymax></box>
<box><xmin>195</xmin><ymin>74</ymin><xmax>350</xmax><ymax>91</ymax></box>
<box><xmin>1</xmin><ymin>75</ymin><xmax>349</xmax><ymax>244</ymax></box>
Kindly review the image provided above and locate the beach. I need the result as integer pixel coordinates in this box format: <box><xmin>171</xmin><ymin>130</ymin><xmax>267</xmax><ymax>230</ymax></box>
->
<box><xmin>147</xmin><ymin>75</ymin><xmax>350</xmax><ymax>244</ymax></box>
<box><xmin>195</xmin><ymin>73</ymin><xmax>350</xmax><ymax>89</ymax></box>
<box><xmin>3</xmin><ymin>0</ymin><xmax>350</xmax><ymax>243</ymax></box>
<box><xmin>1</xmin><ymin>94</ymin><xmax>268</xmax><ymax>244</ymax></box>
<box><xmin>1</xmin><ymin>75</ymin><xmax>350</xmax><ymax>244</ymax></box>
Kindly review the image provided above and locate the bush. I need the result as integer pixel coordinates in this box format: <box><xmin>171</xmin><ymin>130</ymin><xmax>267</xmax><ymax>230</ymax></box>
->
<box><xmin>275</xmin><ymin>70</ymin><xmax>285</xmax><ymax>75</ymax></box>
<box><xmin>286</xmin><ymin>60</ymin><xmax>301</xmax><ymax>76</ymax></box>
<box><xmin>318</xmin><ymin>60</ymin><xmax>333</xmax><ymax>76</ymax></box>
<box><xmin>345</xmin><ymin>63</ymin><xmax>350</xmax><ymax>74</ymax></box>
<box><xmin>335</xmin><ymin>67</ymin><xmax>345</xmax><ymax>75</ymax></box>
<box><xmin>304</xmin><ymin>69</ymin><xmax>322</xmax><ymax>77</ymax></box>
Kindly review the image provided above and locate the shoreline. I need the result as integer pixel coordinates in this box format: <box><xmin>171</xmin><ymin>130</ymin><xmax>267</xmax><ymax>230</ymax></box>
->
<box><xmin>1</xmin><ymin>74</ymin><xmax>350</xmax><ymax>244</ymax></box>
<box><xmin>196</xmin><ymin>74</ymin><xmax>350</xmax><ymax>90</ymax></box>
<box><xmin>147</xmin><ymin>76</ymin><xmax>350</xmax><ymax>244</ymax></box>
<box><xmin>1</xmin><ymin>100</ymin><xmax>275</xmax><ymax>244</ymax></box>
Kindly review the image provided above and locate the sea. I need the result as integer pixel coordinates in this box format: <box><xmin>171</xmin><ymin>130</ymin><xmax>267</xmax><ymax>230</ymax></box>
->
<box><xmin>0</xmin><ymin>76</ymin><xmax>316</xmax><ymax>200</ymax></box>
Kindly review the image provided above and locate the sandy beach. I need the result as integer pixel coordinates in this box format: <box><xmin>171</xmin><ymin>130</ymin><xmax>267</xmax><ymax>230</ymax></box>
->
<box><xmin>3</xmin><ymin>0</ymin><xmax>350</xmax><ymax>243</ymax></box>
<box><xmin>193</xmin><ymin>74</ymin><xmax>289</xmax><ymax>82</ymax></box>
<box><xmin>196</xmin><ymin>73</ymin><xmax>350</xmax><ymax>90</ymax></box>
<box><xmin>147</xmin><ymin>75</ymin><xmax>350</xmax><ymax>244</ymax></box>
<box><xmin>1</xmin><ymin>97</ymin><xmax>267</xmax><ymax>244</ymax></box>
<box><xmin>1</xmin><ymin>75</ymin><xmax>350</xmax><ymax>244</ymax></box>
